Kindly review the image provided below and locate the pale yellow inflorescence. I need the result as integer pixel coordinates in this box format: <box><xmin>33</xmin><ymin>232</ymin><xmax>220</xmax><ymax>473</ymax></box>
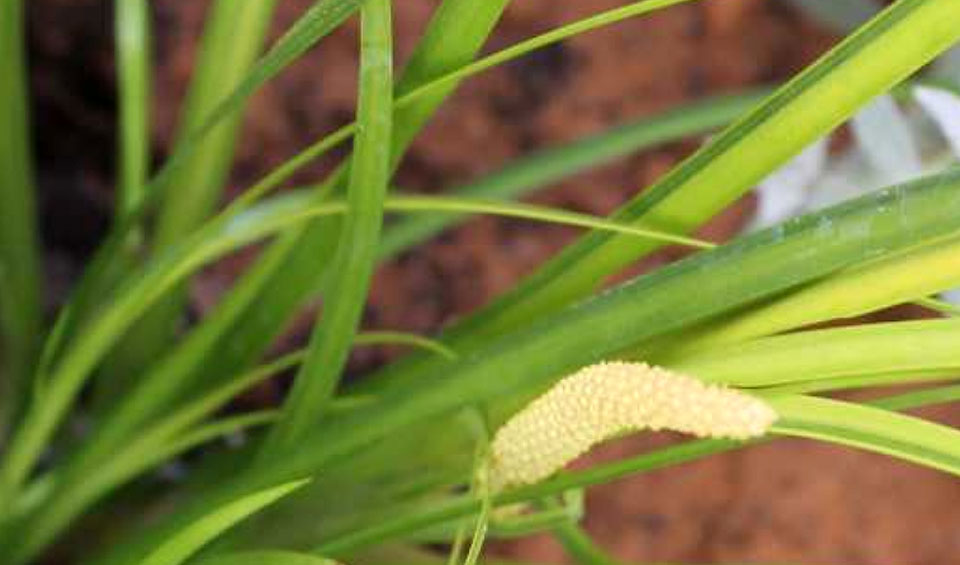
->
<box><xmin>488</xmin><ymin>362</ymin><xmax>778</xmax><ymax>491</ymax></box>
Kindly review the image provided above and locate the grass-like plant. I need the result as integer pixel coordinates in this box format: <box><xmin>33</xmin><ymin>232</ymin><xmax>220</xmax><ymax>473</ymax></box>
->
<box><xmin>2</xmin><ymin>0</ymin><xmax>960</xmax><ymax>563</ymax></box>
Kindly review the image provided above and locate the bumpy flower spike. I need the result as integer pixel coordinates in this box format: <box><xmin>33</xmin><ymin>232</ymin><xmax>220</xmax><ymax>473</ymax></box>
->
<box><xmin>489</xmin><ymin>362</ymin><xmax>777</xmax><ymax>491</ymax></box>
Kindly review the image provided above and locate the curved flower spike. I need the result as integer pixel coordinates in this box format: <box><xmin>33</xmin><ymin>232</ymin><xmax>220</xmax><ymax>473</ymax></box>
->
<box><xmin>489</xmin><ymin>362</ymin><xmax>777</xmax><ymax>491</ymax></box>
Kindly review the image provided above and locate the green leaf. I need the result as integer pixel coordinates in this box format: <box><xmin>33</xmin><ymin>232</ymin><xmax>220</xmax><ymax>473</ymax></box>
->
<box><xmin>64</xmin><ymin>2</ymin><xmax>733</xmax><ymax>472</ymax></box>
<box><xmin>177</xmin><ymin>0</ymin><xmax>520</xmax><ymax>434</ymax></box>
<box><xmin>161</xmin><ymin>0</ymin><xmax>712</xmax><ymax>443</ymax></box>
<box><xmin>392</xmin><ymin>0</ymin><xmax>512</xmax><ymax>152</ymax></box>
<box><xmin>114</xmin><ymin>0</ymin><xmax>152</xmax><ymax>216</ymax></box>
<box><xmin>150</xmin><ymin>0</ymin><xmax>361</xmax><ymax>197</ymax></box>
<box><xmin>313</xmin><ymin>383</ymin><xmax>960</xmax><ymax>555</ymax></box>
<box><xmin>380</xmin><ymin>90</ymin><xmax>766</xmax><ymax>258</ymax></box>
<box><xmin>769</xmin><ymin>394</ymin><xmax>960</xmax><ymax>477</ymax></box>
<box><xmin>257</xmin><ymin>0</ymin><xmax>394</xmax><ymax>458</ymax></box>
<box><xmin>126</xmin><ymin>479</ymin><xmax>310</xmax><ymax>565</ymax></box>
<box><xmin>101</xmin><ymin>0</ymin><xmax>280</xmax><ymax>400</ymax></box>
<box><xmin>14</xmin><ymin>193</ymin><xmax>664</xmax><ymax>556</ymax></box>
<box><xmin>154</xmin><ymin>0</ymin><xmax>278</xmax><ymax>246</ymax></box>
<box><xmin>425</xmin><ymin>0</ymin><xmax>960</xmax><ymax>356</ymax></box>
<box><xmin>173</xmin><ymin>0</ymin><xmax>711</xmax><ymax>394</ymax></box>
<box><xmin>0</xmin><ymin>0</ymin><xmax>42</xmax><ymax>438</ymax></box>
<box><xmin>280</xmin><ymin>170</ymin><xmax>960</xmax><ymax>488</ymax></box>
<box><xmin>194</xmin><ymin>551</ymin><xmax>339</xmax><ymax>565</ymax></box>
<box><xmin>649</xmin><ymin>232</ymin><xmax>960</xmax><ymax>362</ymax></box>
<box><xmin>55</xmin><ymin>0</ymin><xmax>360</xmax><ymax>377</ymax></box>
<box><xmin>4</xmin><ymin>412</ymin><xmax>278</xmax><ymax>565</ymax></box>
<box><xmin>227</xmin><ymin>192</ymin><xmax>711</xmax><ymax>252</ymax></box>
<box><xmin>153</xmin><ymin>0</ymin><xmax>275</xmax><ymax>238</ymax></box>
<box><xmin>111</xmin><ymin>169</ymin><xmax>960</xmax><ymax>561</ymax></box>
<box><xmin>672</xmin><ymin>318</ymin><xmax>960</xmax><ymax>389</ymax></box>
<box><xmin>356</xmin><ymin>331</ymin><xmax>459</xmax><ymax>361</ymax></box>
<box><xmin>544</xmin><ymin>496</ymin><xmax>619</xmax><ymax>565</ymax></box>
<box><xmin>12</xmin><ymin>330</ymin><xmax>452</xmax><ymax>565</ymax></box>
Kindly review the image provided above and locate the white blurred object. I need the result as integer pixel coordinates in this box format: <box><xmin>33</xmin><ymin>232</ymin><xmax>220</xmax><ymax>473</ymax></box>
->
<box><xmin>941</xmin><ymin>288</ymin><xmax>960</xmax><ymax>305</ymax></box>
<box><xmin>931</xmin><ymin>44</ymin><xmax>960</xmax><ymax>84</ymax></box>
<box><xmin>803</xmin><ymin>150</ymin><xmax>876</xmax><ymax>211</ymax></box>
<box><xmin>751</xmin><ymin>95</ymin><xmax>927</xmax><ymax>231</ymax></box>
<box><xmin>914</xmin><ymin>85</ymin><xmax>960</xmax><ymax>159</ymax></box>
<box><xmin>750</xmin><ymin>88</ymin><xmax>960</xmax><ymax>307</ymax></box>
<box><xmin>851</xmin><ymin>94</ymin><xmax>924</xmax><ymax>183</ymax></box>
<box><xmin>749</xmin><ymin>138</ymin><xmax>828</xmax><ymax>229</ymax></box>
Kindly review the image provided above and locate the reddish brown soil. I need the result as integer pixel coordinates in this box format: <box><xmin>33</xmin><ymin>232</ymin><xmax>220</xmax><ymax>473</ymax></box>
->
<box><xmin>27</xmin><ymin>0</ymin><xmax>960</xmax><ymax>563</ymax></box>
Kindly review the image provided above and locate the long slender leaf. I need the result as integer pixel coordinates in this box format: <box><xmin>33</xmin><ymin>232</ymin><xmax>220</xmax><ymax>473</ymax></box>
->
<box><xmin>283</xmin><ymin>172</ymin><xmax>960</xmax><ymax>485</ymax></box>
<box><xmin>154</xmin><ymin>0</ymin><xmax>277</xmax><ymax>248</ymax></box>
<box><xmin>674</xmin><ymin>318</ymin><xmax>960</xmax><ymax>388</ymax></box>
<box><xmin>102</xmin><ymin>0</ymin><xmax>279</xmax><ymax>395</ymax></box>
<box><xmin>186</xmin><ymin>0</ymin><xmax>520</xmax><ymax>417</ymax></box>
<box><xmin>114</xmin><ymin>0</ymin><xmax>152</xmax><ymax>216</ymax></box>
<box><xmin>392</xmin><ymin>0</ymin><xmax>512</xmax><ymax>151</ymax></box>
<box><xmin>380</xmin><ymin>90</ymin><xmax>766</xmax><ymax>258</ymax></box>
<box><xmin>227</xmin><ymin>193</ymin><xmax>711</xmax><ymax>252</ymax></box>
<box><xmin>68</xmin><ymin>0</ymin><xmax>524</xmax><ymax>488</ymax></box>
<box><xmin>155</xmin><ymin>0</ymin><xmax>362</xmax><ymax>180</ymax></box>
<box><xmin>4</xmin><ymin>412</ymin><xmax>278</xmax><ymax>565</ymax></box>
<box><xmin>769</xmin><ymin>394</ymin><xmax>960</xmax><ymax>477</ymax></box>
<box><xmin>549</xmin><ymin>513</ymin><xmax>619</xmax><ymax>565</ymax></box>
<box><xmin>259</xmin><ymin>0</ymin><xmax>394</xmax><ymax>458</ymax></box>
<box><xmin>0</xmin><ymin>0</ymin><xmax>42</xmax><ymax>437</ymax></box>
<box><xmin>107</xmin><ymin>0</ymin><xmax>154</xmax><ymax>354</ymax></box>
<box><xmin>73</xmin><ymin>1</ymin><xmax>732</xmax><ymax>465</ymax></box>
<box><xmin>105</xmin><ymin>479</ymin><xmax>310</xmax><ymax>565</ymax></box>
<box><xmin>54</xmin><ymin>0</ymin><xmax>361</xmax><ymax>371</ymax></box>
<box><xmin>648</xmin><ymin>235</ymin><xmax>960</xmax><ymax>361</ymax></box>
<box><xmin>98</xmin><ymin>169</ymin><xmax>960</xmax><ymax>561</ymax></box>
<box><xmin>395</xmin><ymin>0</ymin><xmax>960</xmax><ymax>365</ymax></box>
<box><xmin>12</xmin><ymin>330</ymin><xmax>453</xmax><ymax>564</ymax></box>
<box><xmin>3</xmin><ymin>191</ymin><xmax>684</xmax><ymax>551</ymax></box>
<box><xmin>8</xmin><ymin>351</ymin><xmax>301</xmax><ymax>563</ymax></box>
<box><xmin>313</xmin><ymin>384</ymin><xmax>960</xmax><ymax>555</ymax></box>
<box><xmin>760</xmin><ymin>370</ymin><xmax>959</xmax><ymax>395</ymax></box>
<box><xmin>195</xmin><ymin>551</ymin><xmax>338</xmax><ymax>565</ymax></box>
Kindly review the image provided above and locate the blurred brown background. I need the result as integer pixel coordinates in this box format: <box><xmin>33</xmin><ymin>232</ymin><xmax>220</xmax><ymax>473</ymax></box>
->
<box><xmin>25</xmin><ymin>0</ymin><xmax>960</xmax><ymax>563</ymax></box>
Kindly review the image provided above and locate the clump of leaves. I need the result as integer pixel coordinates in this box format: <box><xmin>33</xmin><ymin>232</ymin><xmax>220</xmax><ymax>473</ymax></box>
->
<box><xmin>2</xmin><ymin>0</ymin><xmax>960</xmax><ymax>564</ymax></box>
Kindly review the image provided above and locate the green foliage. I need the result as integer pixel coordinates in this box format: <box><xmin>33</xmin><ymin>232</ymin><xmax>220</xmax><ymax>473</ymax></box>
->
<box><xmin>770</xmin><ymin>394</ymin><xmax>960</xmax><ymax>477</ymax></box>
<box><xmin>104</xmin><ymin>479</ymin><xmax>310</xmax><ymax>565</ymax></box>
<box><xmin>103</xmin><ymin>0</ymin><xmax>279</xmax><ymax>397</ymax></box>
<box><xmin>2</xmin><ymin>0</ymin><xmax>960</xmax><ymax>564</ymax></box>
<box><xmin>195</xmin><ymin>551</ymin><xmax>338</xmax><ymax>565</ymax></box>
<box><xmin>114</xmin><ymin>0</ymin><xmax>152</xmax><ymax>217</ymax></box>
<box><xmin>358</xmin><ymin>0</ymin><xmax>960</xmax><ymax>396</ymax></box>
<box><xmin>0</xmin><ymin>0</ymin><xmax>42</xmax><ymax>438</ymax></box>
<box><xmin>258</xmin><ymin>0</ymin><xmax>394</xmax><ymax>459</ymax></box>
